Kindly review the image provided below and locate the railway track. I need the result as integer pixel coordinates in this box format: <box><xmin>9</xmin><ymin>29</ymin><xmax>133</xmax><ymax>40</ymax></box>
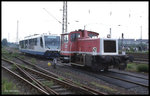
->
<box><xmin>2</xmin><ymin>48</ymin><xmax>149</xmax><ymax>94</ymax></box>
<box><xmin>133</xmin><ymin>57</ymin><xmax>149</xmax><ymax>64</ymax></box>
<box><xmin>15</xmin><ymin>56</ymin><xmax>107</xmax><ymax>95</ymax></box>
<box><xmin>134</xmin><ymin>58</ymin><xmax>148</xmax><ymax>62</ymax></box>
<box><xmin>133</xmin><ymin>61</ymin><xmax>148</xmax><ymax>64</ymax></box>
<box><xmin>100</xmin><ymin>72</ymin><xmax>148</xmax><ymax>88</ymax></box>
<box><xmin>2</xmin><ymin>65</ymin><xmax>49</xmax><ymax>95</ymax></box>
<box><xmin>127</xmin><ymin>53</ymin><xmax>149</xmax><ymax>64</ymax></box>
<box><xmin>58</xmin><ymin>63</ymin><xmax>149</xmax><ymax>89</ymax></box>
<box><xmin>2</xmin><ymin>57</ymin><xmax>106</xmax><ymax>95</ymax></box>
<box><xmin>108</xmin><ymin>70</ymin><xmax>148</xmax><ymax>80</ymax></box>
<box><xmin>12</xmin><ymin>55</ymin><xmax>149</xmax><ymax>88</ymax></box>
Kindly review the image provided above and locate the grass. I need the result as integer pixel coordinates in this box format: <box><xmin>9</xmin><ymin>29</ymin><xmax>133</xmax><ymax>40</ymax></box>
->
<box><xmin>57</xmin><ymin>77</ymin><xmax>65</xmax><ymax>81</ymax></box>
<box><xmin>42</xmin><ymin>80</ymin><xmax>54</xmax><ymax>87</ymax></box>
<box><xmin>31</xmin><ymin>81</ymin><xmax>36</xmax><ymax>85</ymax></box>
<box><xmin>12</xmin><ymin>64</ymin><xmax>17</xmax><ymax>70</ymax></box>
<box><xmin>2</xmin><ymin>48</ymin><xmax>10</xmax><ymax>58</ymax></box>
<box><xmin>30</xmin><ymin>58</ymin><xmax>37</xmax><ymax>64</ymax></box>
<box><xmin>2</xmin><ymin>78</ymin><xmax>20</xmax><ymax>94</ymax></box>
<box><xmin>126</xmin><ymin>63</ymin><xmax>137</xmax><ymax>71</ymax></box>
<box><xmin>91</xmin><ymin>82</ymin><xmax>117</xmax><ymax>93</ymax></box>
<box><xmin>2</xmin><ymin>47</ymin><xmax>19</xmax><ymax>60</ymax></box>
<box><xmin>126</xmin><ymin>63</ymin><xmax>148</xmax><ymax>73</ymax></box>
<box><xmin>19</xmin><ymin>55</ymin><xmax>25</xmax><ymax>59</ymax></box>
<box><xmin>64</xmin><ymin>73</ymin><xmax>82</xmax><ymax>86</ymax></box>
<box><xmin>72</xmin><ymin>81</ymin><xmax>82</xmax><ymax>86</ymax></box>
<box><xmin>11</xmin><ymin>52</ymin><xmax>19</xmax><ymax>58</ymax></box>
<box><xmin>2</xmin><ymin>46</ymin><xmax>23</xmax><ymax>59</ymax></box>
<box><xmin>20</xmin><ymin>64</ymin><xmax>26</xmax><ymax>69</ymax></box>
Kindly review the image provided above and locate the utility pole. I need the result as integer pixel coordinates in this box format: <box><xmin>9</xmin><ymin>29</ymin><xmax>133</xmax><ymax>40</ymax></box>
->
<box><xmin>16</xmin><ymin>20</ymin><xmax>19</xmax><ymax>44</ymax></box>
<box><xmin>140</xmin><ymin>16</ymin><xmax>142</xmax><ymax>51</ymax></box>
<box><xmin>110</xmin><ymin>28</ymin><xmax>111</xmax><ymax>38</ymax></box>
<box><xmin>140</xmin><ymin>25</ymin><xmax>143</xmax><ymax>51</ymax></box>
<box><xmin>62</xmin><ymin>1</ymin><xmax>67</xmax><ymax>34</ymax></box>
<box><xmin>141</xmin><ymin>25</ymin><xmax>142</xmax><ymax>42</ymax></box>
<box><xmin>8</xmin><ymin>33</ymin><xmax>9</xmax><ymax>42</ymax></box>
<box><xmin>121</xmin><ymin>33</ymin><xmax>124</xmax><ymax>49</ymax></box>
<box><xmin>43</xmin><ymin>2</ymin><xmax>67</xmax><ymax>34</ymax></box>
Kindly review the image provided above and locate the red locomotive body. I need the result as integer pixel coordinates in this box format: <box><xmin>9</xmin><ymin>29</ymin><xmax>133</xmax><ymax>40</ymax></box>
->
<box><xmin>60</xmin><ymin>29</ymin><xmax>129</xmax><ymax>71</ymax></box>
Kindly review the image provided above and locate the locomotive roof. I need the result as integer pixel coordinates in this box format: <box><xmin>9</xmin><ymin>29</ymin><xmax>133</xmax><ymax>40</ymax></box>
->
<box><xmin>61</xmin><ymin>29</ymin><xmax>99</xmax><ymax>35</ymax></box>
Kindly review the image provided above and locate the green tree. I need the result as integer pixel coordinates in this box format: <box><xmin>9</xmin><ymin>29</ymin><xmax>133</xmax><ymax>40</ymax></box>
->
<box><xmin>2</xmin><ymin>39</ymin><xmax>8</xmax><ymax>46</ymax></box>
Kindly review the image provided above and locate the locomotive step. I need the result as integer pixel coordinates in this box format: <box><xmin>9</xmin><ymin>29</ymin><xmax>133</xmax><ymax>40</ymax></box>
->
<box><xmin>71</xmin><ymin>63</ymin><xmax>84</xmax><ymax>67</ymax></box>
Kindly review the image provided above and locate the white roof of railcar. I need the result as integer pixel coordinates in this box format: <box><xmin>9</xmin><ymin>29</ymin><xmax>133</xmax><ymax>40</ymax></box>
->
<box><xmin>19</xmin><ymin>33</ymin><xmax>59</xmax><ymax>41</ymax></box>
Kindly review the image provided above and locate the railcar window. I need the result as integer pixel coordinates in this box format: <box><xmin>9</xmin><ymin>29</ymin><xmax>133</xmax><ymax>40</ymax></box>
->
<box><xmin>34</xmin><ymin>38</ymin><xmax>37</xmax><ymax>45</ymax></box>
<box><xmin>19</xmin><ymin>41</ymin><xmax>24</xmax><ymax>48</ymax></box>
<box><xmin>21</xmin><ymin>40</ymin><xmax>25</xmax><ymax>48</ymax></box>
<box><xmin>22</xmin><ymin>41</ymin><xmax>24</xmax><ymax>48</ymax></box>
<box><xmin>29</xmin><ymin>39</ymin><xmax>33</xmax><ymax>45</ymax></box>
<box><xmin>29</xmin><ymin>39</ymin><xmax>35</xmax><ymax>49</ymax></box>
<box><xmin>25</xmin><ymin>40</ymin><xmax>28</xmax><ymax>49</ymax></box>
<box><xmin>40</xmin><ymin>37</ymin><xmax>43</xmax><ymax>47</ymax></box>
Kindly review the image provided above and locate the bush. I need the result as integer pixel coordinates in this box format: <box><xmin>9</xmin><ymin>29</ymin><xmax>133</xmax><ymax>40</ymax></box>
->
<box><xmin>137</xmin><ymin>64</ymin><xmax>148</xmax><ymax>72</ymax></box>
<box><xmin>2</xmin><ymin>39</ymin><xmax>8</xmax><ymax>46</ymax></box>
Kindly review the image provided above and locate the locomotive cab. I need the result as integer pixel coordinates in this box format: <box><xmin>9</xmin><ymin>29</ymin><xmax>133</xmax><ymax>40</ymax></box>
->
<box><xmin>60</xmin><ymin>29</ymin><xmax>129</xmax><ymax>71</ymax></box>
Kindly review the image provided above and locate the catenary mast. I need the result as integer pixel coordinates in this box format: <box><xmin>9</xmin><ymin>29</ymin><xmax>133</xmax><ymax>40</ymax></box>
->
<box><xmin>62</xmin><ymin>1</ymin><xmax>67</xmax><ymax>34</ymax></box>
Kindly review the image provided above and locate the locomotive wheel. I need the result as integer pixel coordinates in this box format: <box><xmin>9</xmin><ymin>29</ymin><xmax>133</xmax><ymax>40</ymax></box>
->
<box><xmin>104</xmin><ymin>66</ymin><xmax>109</xmax><ymax>71</ymax></box>
<box><xmin>91</xmin><ymin>65</ymin><xmax>100</xmax><ymax>72</ymax></box>
<box><xmin>71</xmin><ymin>64</ymin><xmax>78</xmax><ymax>68</ymax></box>
<box><xmin>119</xmin><ymin>62</ymin><xmax>127</xmax><ymax>70</ymax></box>
<box><xmin>91</xmin><ymin>63</ymin><xmax>105</xmax><ymax>72</ymax></box>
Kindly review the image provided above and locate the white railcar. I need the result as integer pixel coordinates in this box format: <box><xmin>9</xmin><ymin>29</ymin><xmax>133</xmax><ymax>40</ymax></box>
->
<box><xmin>19</xmin><ymin>34</ymin><xmax>60</xmax><ymax>58</ymax></box>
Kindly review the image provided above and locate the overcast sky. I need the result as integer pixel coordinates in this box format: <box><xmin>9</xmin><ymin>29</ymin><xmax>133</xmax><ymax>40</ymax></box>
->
<box><xmin>2</xmin><ymin>1</ymin><xmax>148</xmax><ymax>43</ymax></box>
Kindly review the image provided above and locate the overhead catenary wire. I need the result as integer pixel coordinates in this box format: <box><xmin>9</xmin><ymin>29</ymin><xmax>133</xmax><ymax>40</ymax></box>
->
<box><xmin>43</xmin><ymin>8</ymin><xmax>62</xmax><ymax>24</ymax></box>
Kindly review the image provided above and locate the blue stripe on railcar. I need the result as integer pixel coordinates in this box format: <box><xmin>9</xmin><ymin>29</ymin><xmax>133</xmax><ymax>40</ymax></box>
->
<box><xmin>20</xmin><ymin>49</ymin><xmax>44</xmax><ymax>55</ymax></box>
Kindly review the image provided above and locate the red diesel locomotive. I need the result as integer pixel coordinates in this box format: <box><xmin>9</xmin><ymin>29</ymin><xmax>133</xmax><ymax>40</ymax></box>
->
<box><xmin>60</xmin><ymin>29</ymin><xmax>129</xmax><ymax>71</ymax></box>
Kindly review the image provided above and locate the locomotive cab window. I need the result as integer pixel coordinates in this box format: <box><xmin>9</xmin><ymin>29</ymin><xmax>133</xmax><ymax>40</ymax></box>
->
<box><xmin>63</xmin><ymin>35</ymin><xmax>68</xmax><ymax>43</ymax></box>
<box><xmin>71</xmin><ymin>33</ymin><xmax>80</xmax><ymax>42</ymax></box>
<box><xmin>88</xmin><ymin>33</ymin><xmax>98</xmax><ymax>38</ymax></box>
